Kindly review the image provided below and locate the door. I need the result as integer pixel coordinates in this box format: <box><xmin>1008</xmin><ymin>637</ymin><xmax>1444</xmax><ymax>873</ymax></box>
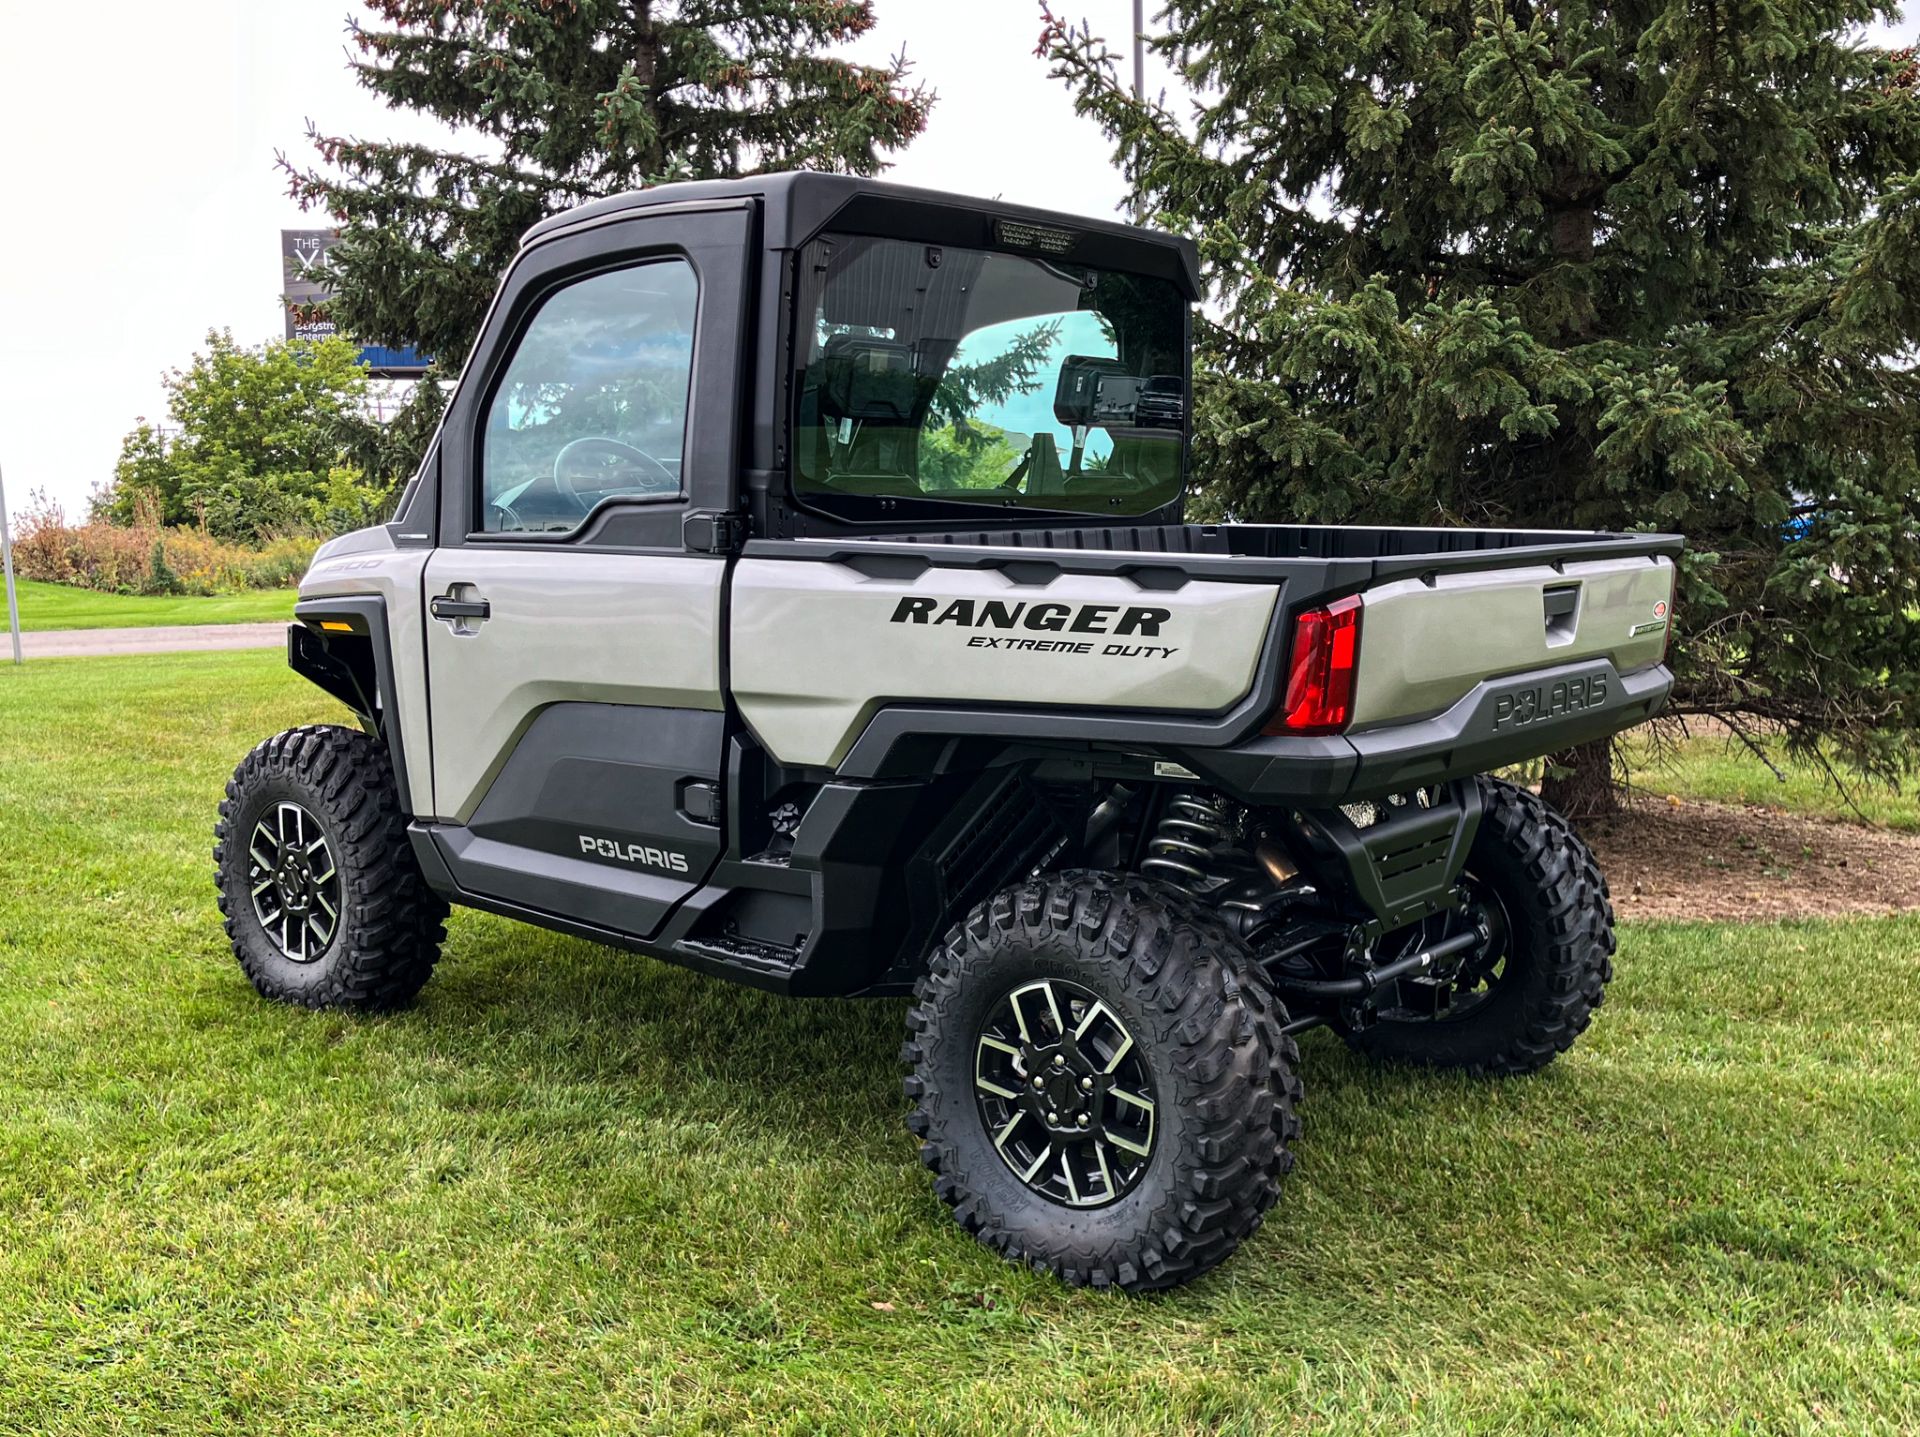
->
<box><xmin>421</xmin><ymin>201</ymin><xmax>754</xmax><ymax>940</ymax></box>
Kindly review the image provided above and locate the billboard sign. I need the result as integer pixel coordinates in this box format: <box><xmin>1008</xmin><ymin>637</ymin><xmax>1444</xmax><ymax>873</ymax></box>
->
<box><xmin>279</xmin><ymin>229</ymin><xmax>431</xmax><ymax>375</ymax></box>
<box><xmin>282</xmin><ymin>230</ymin><xmax>337</xmax><ymax>341</ymax></box>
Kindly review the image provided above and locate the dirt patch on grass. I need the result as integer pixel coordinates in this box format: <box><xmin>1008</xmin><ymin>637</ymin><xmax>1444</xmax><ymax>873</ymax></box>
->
<box><xmin>1584</xmin><ymin>797</ymin><xmax>1920</xmax><ymax>923</ymax></box>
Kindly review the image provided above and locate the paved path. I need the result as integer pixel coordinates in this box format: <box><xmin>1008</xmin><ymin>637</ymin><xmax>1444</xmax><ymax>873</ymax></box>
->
<box><xmin>17</xmin><ymin>622</ymin><xmax>287</xmax><ymax>659</ymax></box>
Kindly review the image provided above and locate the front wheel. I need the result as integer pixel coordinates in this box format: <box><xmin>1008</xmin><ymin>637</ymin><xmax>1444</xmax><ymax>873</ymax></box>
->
<box><xmin>214</xmin><ymin>725</ymin><xmax>447</xmax><ymax>1011</ymax></box>
<box><xmin>1344</xmin><ymin>775</ymin><xmax>1616</xmax><ymax>1075</ymax></box>
<box><xmin>903</xmin><ymin>871</ymin><xmax>1302</xmax><ymax>1292</ymax></box>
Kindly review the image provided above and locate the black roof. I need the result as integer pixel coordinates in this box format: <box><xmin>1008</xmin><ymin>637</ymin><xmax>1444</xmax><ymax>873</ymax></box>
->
<box><xmin>521</xmin><ymin>171</ymin><xmax>1202</xmax><ymax>298</ymax></box>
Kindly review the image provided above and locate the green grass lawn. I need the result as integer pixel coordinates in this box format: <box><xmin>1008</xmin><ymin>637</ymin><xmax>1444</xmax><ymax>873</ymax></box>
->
<box><xmin>3</xmin><ymin>652</ymin><xmax>1918</xmax><ymax>1434</ymax></box>
<box><xmin>7</xmin><ymin>577</ymin><xmax>297</xmax><ymax>631</ymax></box>
<box><xmin>1622</xmin><ymin>729</ymin><xmax>1919</xmax><ymax>831</ymax></box>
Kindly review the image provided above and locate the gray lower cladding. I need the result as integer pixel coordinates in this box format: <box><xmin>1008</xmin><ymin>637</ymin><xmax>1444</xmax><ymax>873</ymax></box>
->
<box><xmin>431</xmin><ymin>702</ymin><xmax>728</xmax><ymax>941</ymax></box>
<box><xmin>406</xmin><ymin>703</ymin><xmax>999</xmax><ymax>996</ymax></box>
<box><xmin>1179</xmin><ymin>657</ymin><xmax>1672</xmax><ymax>804</ymax></box>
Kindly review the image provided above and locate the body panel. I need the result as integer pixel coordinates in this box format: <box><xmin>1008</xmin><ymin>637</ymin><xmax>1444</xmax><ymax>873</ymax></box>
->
<box><xmin>421</xmin><ymin>548</ymin><xmax>725</xmax><ymax>820</ymax></box>
<box><xmin>729</xmin><ymin>549</ymin><xmax>1281</xmax><ymax>768</ymax></box>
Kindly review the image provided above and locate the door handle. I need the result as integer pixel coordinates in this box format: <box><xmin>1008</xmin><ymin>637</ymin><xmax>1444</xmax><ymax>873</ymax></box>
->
<box><xmin>430</xmin><ymin>591</ymin><xmax>490</xmax><ymax>628</ymax></box>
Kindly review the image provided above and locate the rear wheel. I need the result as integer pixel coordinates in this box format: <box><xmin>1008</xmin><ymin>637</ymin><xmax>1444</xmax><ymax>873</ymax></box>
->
<box><xmin>214</xmin><ymin>725</ymin><xmax>447</xmax><ymax>1011</ymax></box>
<box><xmin>1344</xmin><ymin>776</ymin><xmax>1615</xmax><ymax>1075</ymax></box>
<box><xmin>903</xmin><ymin>871</ymin><xmax>1301</xmax><ymax>1292</ymax></box>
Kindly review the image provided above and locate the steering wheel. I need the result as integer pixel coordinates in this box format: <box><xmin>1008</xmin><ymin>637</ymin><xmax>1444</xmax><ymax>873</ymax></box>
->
<box><xmin>552</xmin><ymin>436</ymin><xmax>679</xmax><ymax>502</ymax></box>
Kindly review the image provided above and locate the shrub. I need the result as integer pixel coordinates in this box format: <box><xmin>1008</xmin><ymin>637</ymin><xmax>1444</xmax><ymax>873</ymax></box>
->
<box><xmin>12</xmin><ymin>490</ymin><xmax>319</xmax><ymax>595</ymax></box>
<box><xmin>143</xmin><ymin>537</ymin><xmax>181</xmax><ymax>596</ymax></box>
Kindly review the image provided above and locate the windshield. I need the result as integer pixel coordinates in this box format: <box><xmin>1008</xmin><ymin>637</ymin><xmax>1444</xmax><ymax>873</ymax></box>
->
<box><xmin>792</xmin><ymin>234</ymin><xmax>1189</xmax><ymax>518</ymax></box>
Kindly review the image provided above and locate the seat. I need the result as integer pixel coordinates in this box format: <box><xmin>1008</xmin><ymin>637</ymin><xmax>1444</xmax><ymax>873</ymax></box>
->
<box><xmin>1018</xmin><ymin>433</ymin><xmax>1066</xmax><ymax>496</ymax></box>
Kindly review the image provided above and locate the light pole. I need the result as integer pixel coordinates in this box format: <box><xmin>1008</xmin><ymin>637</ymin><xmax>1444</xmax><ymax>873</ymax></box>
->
<box><xmin>1129</xmin><ymin>0</ymin><xmax>1148</xmax><ymax>222</ymax></box>
<box><xmin>1133</xmin><ymin>0</ymin><xmax>1145</xmax><ymax>100</ymax></box>
<box><xmin>0</xmin><ymin>458</ymin><xmax>20</xmax><ymax>664</ymax></box>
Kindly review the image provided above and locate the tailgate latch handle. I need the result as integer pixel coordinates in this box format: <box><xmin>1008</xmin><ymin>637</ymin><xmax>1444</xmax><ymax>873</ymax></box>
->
<box><xmin>1542</xmin><ymin>583</ymin><xmax>1580</xmax><ymax>646</ymax></box>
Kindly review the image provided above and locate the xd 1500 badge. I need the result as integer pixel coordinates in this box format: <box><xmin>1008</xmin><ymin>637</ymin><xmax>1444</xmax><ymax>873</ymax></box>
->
<box><xmin>1628</xmin><ymin>597</ymin><xmax>1670</xmax><ymax>639</ymax></box>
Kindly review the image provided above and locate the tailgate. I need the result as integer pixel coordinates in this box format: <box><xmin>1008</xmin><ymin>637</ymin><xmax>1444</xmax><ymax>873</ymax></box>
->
<box><xmin>1350</xmin><ymin>556</ymin><xmax>1674</xmax><ymax>730</ymax></box>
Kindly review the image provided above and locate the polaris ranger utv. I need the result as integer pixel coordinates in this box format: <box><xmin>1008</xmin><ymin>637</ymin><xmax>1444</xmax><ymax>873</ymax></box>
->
<box><xmin>217</xmin><ymin>173</ymin><xmax>1679</xmax><ymax>1292</ymax></box>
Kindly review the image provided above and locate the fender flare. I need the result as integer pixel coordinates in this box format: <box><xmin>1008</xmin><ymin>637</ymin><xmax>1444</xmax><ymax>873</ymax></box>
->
<box><xmin>288</xmin><ymin>598</ymin><xmax>416</xmax><ymax>816</ymax></box>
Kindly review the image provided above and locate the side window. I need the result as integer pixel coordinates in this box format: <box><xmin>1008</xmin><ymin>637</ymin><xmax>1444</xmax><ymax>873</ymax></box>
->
<box><xmin>480</xmin><ymin>259</ymin><xmax>698</xmax><ymax>535</ymax></box>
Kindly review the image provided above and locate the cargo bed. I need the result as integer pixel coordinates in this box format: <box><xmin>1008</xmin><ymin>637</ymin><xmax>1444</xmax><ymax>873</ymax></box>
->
<box><xmin>740</xmin><ymin>521</ymin><xmax>1680</xmax><ymax>801</ymax></box>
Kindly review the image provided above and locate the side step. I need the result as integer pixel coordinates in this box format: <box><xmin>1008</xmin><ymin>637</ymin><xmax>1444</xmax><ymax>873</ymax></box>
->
<box><xmin>675</xmin><ymin>933</ymin><xmax>802</xmax><ymax>974</ymax></box>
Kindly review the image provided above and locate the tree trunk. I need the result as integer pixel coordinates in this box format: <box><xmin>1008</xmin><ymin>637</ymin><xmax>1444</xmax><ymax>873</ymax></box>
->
<box><xmin>1540</xmin><ymin>736</ymin><xmax>1617</xmax><ymax>820</ymax></box>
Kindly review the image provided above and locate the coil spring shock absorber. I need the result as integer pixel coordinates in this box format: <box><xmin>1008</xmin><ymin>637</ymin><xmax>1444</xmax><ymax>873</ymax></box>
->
<box><xmin>1140</xmin><ymin>793</ymin><xmax>1237</xmax><ymax>892</ymax></box>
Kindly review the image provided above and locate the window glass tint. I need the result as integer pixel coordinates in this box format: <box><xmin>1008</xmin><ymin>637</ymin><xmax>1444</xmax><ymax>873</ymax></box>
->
<box><xmin>481</xmin><ymin>260</ymin><xmax>697</xmax><ymax>534</ymax></box>
<box><xmin>793</xmin><ymin>235</ymin><xmax>1187</xmax><ymax>518</ymax></box>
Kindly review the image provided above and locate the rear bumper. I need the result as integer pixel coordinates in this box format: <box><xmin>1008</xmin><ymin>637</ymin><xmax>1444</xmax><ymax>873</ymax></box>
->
<box><xmin>1177</xmin><ymin>658</ymin><xmax>1671</xmax><ymax>804</ymax></box>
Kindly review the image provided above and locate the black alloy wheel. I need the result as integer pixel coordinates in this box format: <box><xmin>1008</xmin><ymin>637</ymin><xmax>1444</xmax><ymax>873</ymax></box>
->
<box><xmin>971</xmin><ymin>977</ymin><xmax>1158</xmax><ymax>1208</ymax></box>
<box><xmin>904</xmin><ymin>870</ymin><xmax>1303</xmax><ymax>1292</ymax></box>
<box><xmin>246</xmin><ymin>800</ymin><xmax>342</xmax><ymax>964</ymax></box>
<box><xmin>215</xmin><ymin>725</ymin><xmax>447</xmax><ymax>1011</ymax></box>
<box><xmin>1371</xmin><ymin>871</ymin><xmax>1513</xmax><ymax>1023</ymax></box>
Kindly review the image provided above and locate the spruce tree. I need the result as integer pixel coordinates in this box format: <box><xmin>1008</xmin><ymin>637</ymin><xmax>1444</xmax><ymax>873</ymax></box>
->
<box><xmin>1044</xmin><ymin>6</ymin><xmax>1920</xmax><ymax>814</ymax></box>
<box><xmin>284</xmin><ymin>0</ymin><xmax>931</xmax><ymax>478</ymax></box>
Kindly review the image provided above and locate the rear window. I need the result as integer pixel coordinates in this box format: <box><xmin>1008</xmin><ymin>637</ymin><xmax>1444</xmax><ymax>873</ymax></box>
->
<box><xmin>792</xmin><ymin>234</ymin><xmax>1188</xmax><ymax>519</ymax></box>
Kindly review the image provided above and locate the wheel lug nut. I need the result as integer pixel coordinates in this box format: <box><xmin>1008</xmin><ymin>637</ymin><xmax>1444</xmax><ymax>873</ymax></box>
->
<box><xmin>1031</xmin><ymin>1075</ymin><xmax>1045</xmax><ymax>1089</ymax></box>
<box><xmin>1080</xmin><ymin>1076</ymin><xmax>1093</xmax><ymax>1091</ymax></box>
<box><xmin>1047</xmin><ymin>1110</ymin><xmax>1059</xmax><ymax>1124</ymax></box>
<box><xmin>1076</xmin><ymin>1113</ymin><xmax>1090</xmax><ymax>1127</ymax></box>
<box><xmin>1052</xmin><ymin>1054</ymin><xmax>1065</xmax><ymax>1067</ymax></box>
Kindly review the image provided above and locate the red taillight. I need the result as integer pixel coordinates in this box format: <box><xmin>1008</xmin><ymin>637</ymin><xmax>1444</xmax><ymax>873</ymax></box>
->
<box><xmin>1661</xmin><ymin>567</ymin><xmax>1678</xmax><ymax>664</ymax></box>
<box><xmin>1266</xmin><ymin>595</ymin><xmax>1363</xmax><ymax>736</ymax></box>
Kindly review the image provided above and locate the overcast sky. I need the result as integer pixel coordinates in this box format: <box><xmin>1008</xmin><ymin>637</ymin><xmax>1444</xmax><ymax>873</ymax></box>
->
<box><xmin>0</xmin><ymin>2</ymin><xmax>1911</xmax><ymax>519</ymax></box>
